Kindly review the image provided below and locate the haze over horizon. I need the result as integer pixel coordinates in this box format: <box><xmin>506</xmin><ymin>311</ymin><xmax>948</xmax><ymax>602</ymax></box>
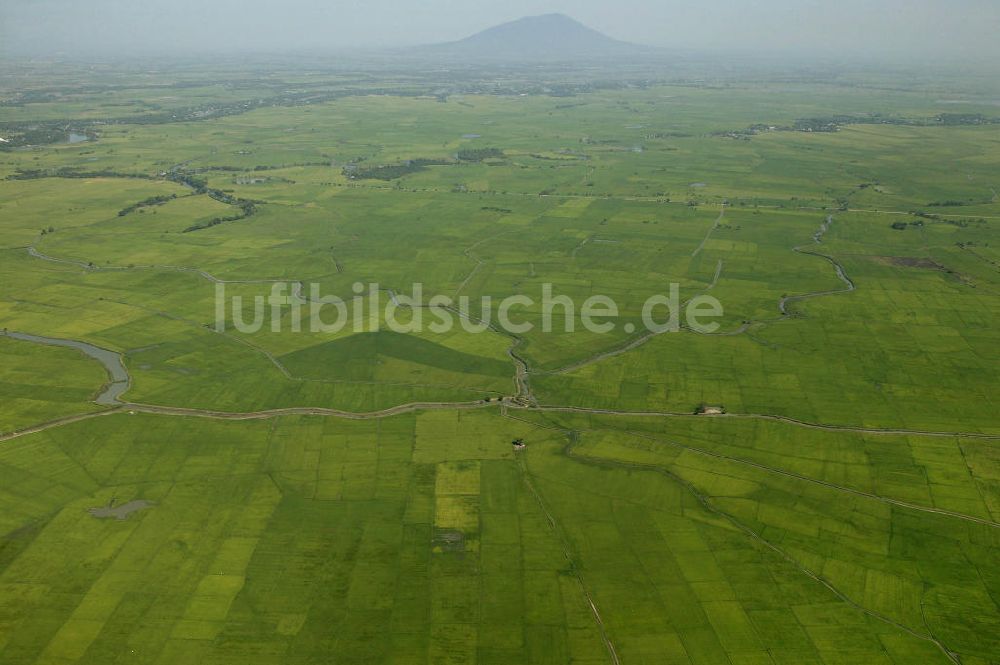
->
<box><xmin>2</xmin><ymin>0</ymin><xmax>999</xmax><ymax>62</ymax></box>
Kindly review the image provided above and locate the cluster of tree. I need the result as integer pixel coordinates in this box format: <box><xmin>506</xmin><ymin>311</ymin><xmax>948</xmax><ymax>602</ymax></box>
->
<box><xmin>0</xmin><ymin>90</ymin><xmax>65</xmax><ymax>107</ymax></box>
<box><xmin>163</xmin><ymin>168</ymin><xmax>260</xmax><ymax>232</ymax></box>
<box><xmin>118</xmin><ymin>194</ymin><xmax>177</xmax><ymax>216</ymax></box>
<box><xmin>346</xmin><ymin>164</ymin><xmax>424</xmax><ymax>181</ymax></box>
<box><xmin>206</xmin><ymin>189</ymin><xmax>254</xmax><ymax>207</ymax></box>
<box><xmin>0</xmin><ymin>84</ymin><xmax>468</xmax><ymax>138</ymax></box>
<box><xmin>456</xmin><ymin>148</ymin><xmax>504</xmax><ymax>162</ymax></box>
<box><xmin>792</xmin><ymin>116</ymin><xmax>862</xmax><ymax>132</ymax></box>
<box><xmin>644</xmin><ymin>131</ymin><xmax>692</xmax><ymax>139</ymax></box>
<box><xmin>926</xmin><ymin>199</ymin><xmax>992</xmax><ymax>208</ymax></box>
<box><xmin>942</xmin><ymin>218</ymin><xmax>986</xmax><ymax>228</ymax></box>
<box><xmin>0</xmin><ymin>127</ymin><xmax>67</xmax><ymax>148</ymax></box>
<box><xmin>183</xmin><ymin>200</ymin><xmax>257</xmax><ymax>233</ymax></box>
<box><xmin>935</xmin><ymin>113</ymin><xmax>996</xmax><ymax>126</ymax></box>
<box><xmin>528</xmin><ymin>152</ymin><xmax>585</xmax><ymax>162</ymax></box>
<box><xmin>200</xmin><ymin>162</ymin><xmax>329</xmax><ymax>173</ymax></box>
<box><xmin>721</xmin><ymin>112</ymin><xmax>1000</xmax><ymax>140</ymax></box>
<box><xmin>7</xmin><ymin>167</ymin><xmax>150</xmax><ymax>180</ymax></box>
<box><xmin>927</xmin><ymin>200</ymin><xmax>971</xmax><ymax>207</ymax></box>
<box><xmin>713</xmin><ymin>123</ymin><xmax>776</xmax><ymax>139</ymax></box>
<box><xmin>0</xmin><ymin>117</ymin><xmax>99</xmax><ymax>148</ymax></box>
<box><xmin>166</xmin><ymin>172</ymin><xmax>208</xmax><ymax>193</ymax></box>
<box><xmin>897</xmin><ymin>211</ymin><xmax>986</xmax><ymax>230</ymax></box>
<box><xmin>0</xmin><ymin>75</ymin><xmax>711</xmax><ymax>153</ymax></box>
<box><xmin>344</xmin><ymin>158</ymin><xmax>451</xmax><ymax>181</ymax></box>
<box><xmin>795</xmin><ymin>113</ymin><xmax>1000</xmax><ymax>131</ymax></box>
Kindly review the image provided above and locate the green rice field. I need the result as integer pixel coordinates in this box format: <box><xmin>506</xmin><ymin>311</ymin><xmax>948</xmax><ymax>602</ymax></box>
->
<box><xmin>0</xmin><ymin>58</ymin><xmax>998</xmax><ymax>664</ymax></box>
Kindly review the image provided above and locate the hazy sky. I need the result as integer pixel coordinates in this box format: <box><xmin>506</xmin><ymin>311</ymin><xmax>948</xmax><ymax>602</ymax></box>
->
<box><xmin>2</xmin><ymin>0</ymin><xmax>998</xmax><ymax>59</ymax></box>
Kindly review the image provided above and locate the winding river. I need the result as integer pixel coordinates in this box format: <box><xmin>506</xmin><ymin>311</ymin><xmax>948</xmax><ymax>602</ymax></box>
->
<box><xmin>1</xmin><ymin>331</ymin><xmax>129</xmax><ymax>405</ymax></box>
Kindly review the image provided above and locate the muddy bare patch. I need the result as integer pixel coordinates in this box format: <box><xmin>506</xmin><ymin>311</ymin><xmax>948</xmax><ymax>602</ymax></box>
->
<box><xmin>872</xmin><ymin>256</ymin><xmax>947</xmax><ymax>270</ymax></box>
<box><xmin>88</xmin><ymin>500</ymin><xmax>154</xmax><ymax>521</ymax></box>
<box><xmin>869</xmin><ymin>256</ymin><xmax>975</xmax><ymax>286</ymax></box>
<box><xmin>432</xmin><ymin>529</ymin><xmax>465</xmax><ymax>553</ymax></box>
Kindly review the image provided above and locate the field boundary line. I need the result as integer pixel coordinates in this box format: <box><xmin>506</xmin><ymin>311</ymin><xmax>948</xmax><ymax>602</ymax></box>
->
<box><xmin>0</xmin><ymin>408</ymin><xmax>123</xmax><ymax>443</ymax></box>
<box><xmin>543</xmin><ymin>213</ymin><xmax>854</xmax><ymax>377</ymax></box>
<box><xmin>502</xmin><ymin>408</ymin><xmax>964</xmax><ymax>665</ymax></box>
<box><xmin>4</xmin><ymin>401</ymin><xmax>997</xmax><ymax>445</ymax></box>
<box><xmin>617</xmin><ymin>428</ymin><xmax>1000</xmax><ymax>529</ymax></box>
<box><xmin>691</xmin><ymin>203</ymin><xmax>725</xmax><ymax>257</ymax></box>
<box><xmin>513</xmin><ymin>435</ymin><xmax>621</xmax><ymax>665</ymax></box>
<box><xmin>527</xmin><ymin>405</ymin><xmax>1000</xmax><ymax>439</ymax></box>
<box><xmin>542</xmin><ymin>259</ymin><xmax>728</xmax><ymax>376</ymax></box>
<box><xmin>559</xmin><ymin>438</ymin><xmax>964</xmax><ymax>665</ymax></box>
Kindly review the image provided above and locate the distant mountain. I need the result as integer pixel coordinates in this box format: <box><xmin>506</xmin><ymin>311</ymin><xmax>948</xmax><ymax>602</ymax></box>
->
<box><xmin>420</xmin><ymin>14</ymin><xmax>649</xmax><ymax>61</ymax></box>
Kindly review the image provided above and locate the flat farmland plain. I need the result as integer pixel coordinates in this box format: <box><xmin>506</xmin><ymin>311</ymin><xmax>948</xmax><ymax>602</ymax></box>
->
<box><xmin>0</xmin><ymin>65</ymin><xmax>998</xmax><ymax>664</ymax></box>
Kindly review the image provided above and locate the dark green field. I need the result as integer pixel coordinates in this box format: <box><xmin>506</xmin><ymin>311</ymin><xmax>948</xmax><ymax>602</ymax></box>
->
<box><xmin>1</xmin><ymin>57</ymin><xmax>998</xmax><ymax>664</ymax></box>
